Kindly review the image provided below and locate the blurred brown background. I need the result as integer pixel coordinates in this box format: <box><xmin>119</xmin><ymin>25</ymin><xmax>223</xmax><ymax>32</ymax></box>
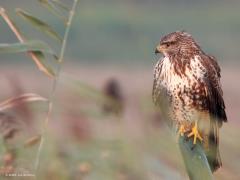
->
<box><xmin>0</xmin><ymin>0</ymin><xmax>239</xmax><ymax>179</ymax></box>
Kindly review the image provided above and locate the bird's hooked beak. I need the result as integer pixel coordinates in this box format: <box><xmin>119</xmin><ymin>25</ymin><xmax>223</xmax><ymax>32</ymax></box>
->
<box><xmin>155</xmin><ymin>44</ymin><xmax>163</xmax><ymax>55</ymax></box>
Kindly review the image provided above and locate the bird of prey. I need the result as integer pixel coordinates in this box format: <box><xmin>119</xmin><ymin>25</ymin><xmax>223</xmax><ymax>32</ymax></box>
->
<box><xmin>152</xmin><ymin>31</ymin><xmax>227</xmax><ymax>172</ymax></box>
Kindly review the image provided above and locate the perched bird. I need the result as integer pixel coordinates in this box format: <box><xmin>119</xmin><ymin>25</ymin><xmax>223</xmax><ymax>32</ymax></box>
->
<box><xmin>152</xmin><ymin>31</ymin><xmax>227</xmax><ymax>172</ymax></box>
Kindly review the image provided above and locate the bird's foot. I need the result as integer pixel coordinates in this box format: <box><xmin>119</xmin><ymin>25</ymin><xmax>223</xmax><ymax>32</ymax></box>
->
<box><xmin>178</xmin><ymin>124</ymin><xmax>187</xmax><ymax>137</ymax></box>
<box><xmin>187</xmin><ymin>121</ymin><xmax>203</xmax><ymax>144</ymax></box>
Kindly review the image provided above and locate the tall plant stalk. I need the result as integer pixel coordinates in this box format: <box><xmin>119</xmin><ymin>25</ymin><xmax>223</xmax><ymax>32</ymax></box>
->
<box><xmin>178</xmin><ymin>136</ymin><xmax>213</xmax><ymax>180</ymax></box>
<box><xmin>34</xmin><ymin>0</ymin><xmax>79</xmax><ymax>173</ymax></box>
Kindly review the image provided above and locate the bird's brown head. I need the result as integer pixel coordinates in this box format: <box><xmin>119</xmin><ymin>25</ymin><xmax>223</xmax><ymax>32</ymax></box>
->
<box><xmin>155</xmin><ymin>31</ymin><xmax>200</xmax><ymax>57</ymax></box>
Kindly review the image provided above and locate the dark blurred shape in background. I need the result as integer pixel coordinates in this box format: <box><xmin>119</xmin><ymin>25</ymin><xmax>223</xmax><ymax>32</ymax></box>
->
<box><xmin>103</xmin><ymin>78</ymin><xmax>124</xmax><ymax>116</ymax></box>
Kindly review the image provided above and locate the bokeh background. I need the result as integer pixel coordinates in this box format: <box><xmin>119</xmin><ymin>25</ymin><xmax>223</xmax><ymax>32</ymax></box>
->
<box><xmin>0</xmin><ymin>0</ymin><xmax>239</xmax><ymax>179</ymax></box>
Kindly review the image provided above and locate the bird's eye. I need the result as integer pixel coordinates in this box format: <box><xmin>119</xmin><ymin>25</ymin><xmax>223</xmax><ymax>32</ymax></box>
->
<box><xmin>165</xmin><ymin>43</ymin><xmax>170</xmax><ymax>47</ymax></box>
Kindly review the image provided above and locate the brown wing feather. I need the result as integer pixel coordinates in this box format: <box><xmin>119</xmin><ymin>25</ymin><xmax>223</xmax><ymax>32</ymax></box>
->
<box><xmin>200</xmin><ymin>54</ymin><xmax>227</xmax><ymax>172</ymax></box>
<box><xmin>202</xmin><ymin>54</ymin><xmax>227</xmax><ymax>126</ymax></box>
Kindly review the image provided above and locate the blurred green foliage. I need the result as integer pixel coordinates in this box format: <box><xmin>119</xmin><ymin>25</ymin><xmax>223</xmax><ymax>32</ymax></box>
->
<box><xmin>1</xmin><ymin>0</ymin><xmax>240</xmax><ymax>64</ymax></box>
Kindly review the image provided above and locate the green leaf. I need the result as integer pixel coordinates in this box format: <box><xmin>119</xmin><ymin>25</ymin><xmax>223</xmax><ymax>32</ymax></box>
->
<box><xmin>52</xmin><ymin>0</ymin><xmax>69</xmax><ymax>11</ymax></box>
<box><xmin>16</xmin><ymin>9</ymin><xmax>62</xmax><ymax>42</ymax></box>
<box><xmin>0</xmin><ymin>40</ymin><xmax>57</xmax><ymax>59</ymax></box>
<box><xmin>0</xmin><ymin>41</ymin><xmax>56</xmax><ymax>77</ymax></box>
<box><xmin>0</xmin><ymin>7</ymin><xmax>55</xmax><ymax>77</ymax></box>
<box><xmin>38</xmin><ymin>0</ymin><xmax>67</xmax><ymax>23</ymax></box>
<box><xmin>32</xmin><ymin>51</ymin><xmax>56</xmax><ymax>77</ymax></box>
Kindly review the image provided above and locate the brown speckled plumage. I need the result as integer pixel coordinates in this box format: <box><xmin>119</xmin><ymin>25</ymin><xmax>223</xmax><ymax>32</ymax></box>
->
<box><xmin>153</xmin><ymin>31</ymin><xmax>227</xmax><ymax>172</ymax></box>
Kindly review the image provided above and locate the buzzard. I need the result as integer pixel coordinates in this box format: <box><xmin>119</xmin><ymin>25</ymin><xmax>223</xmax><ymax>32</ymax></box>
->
<box><xmin>152</xmin><ymin>31</ymin><xmax>227</xmax><ymax>172</ymax></box>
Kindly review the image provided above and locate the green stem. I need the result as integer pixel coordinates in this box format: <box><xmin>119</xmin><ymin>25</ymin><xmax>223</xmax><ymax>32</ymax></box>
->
<box><xmin>34</xmin><ymin>0</ymin><xmax>79</xmax><ymax>174</ymax></box>
<box><xmin>178</xmin><ymin>136</ymin><xmax>213</xmax><ymax>180</ymax></box>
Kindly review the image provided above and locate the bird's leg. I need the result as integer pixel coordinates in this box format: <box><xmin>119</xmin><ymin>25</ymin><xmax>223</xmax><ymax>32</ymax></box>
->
<box><xmin>187</xmin><ymin>120</ymin><xmax>203</xmax><ymax>144</ymax></box>
<box><xmin>178</xmin><ymin>124</ymin><xmax>187</xmax><ymax>136</ymax></box>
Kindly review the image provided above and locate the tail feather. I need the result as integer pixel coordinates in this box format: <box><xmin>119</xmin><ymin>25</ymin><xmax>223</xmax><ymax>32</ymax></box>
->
<box><xmin>206</xmin><ymin>119</ymin><xmax>222</xmax><ymax>172</ymax></box>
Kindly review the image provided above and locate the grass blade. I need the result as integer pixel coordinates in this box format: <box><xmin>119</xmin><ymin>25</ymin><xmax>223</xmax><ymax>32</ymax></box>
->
<box><xmin>0</xmin><ymin>93</ymin><xmax>48</xmax><ymax>112</ymax></box>
<box><xmin>0</xmin><ymin>40</ymin><xmax>58</xmax><ymax>59</ymax></box>
<box><xmin>24</xmin><ymin>135</ymin><xmax>42</xmax><ymax>148</ymax></box>
<box><xmin>0</xmin><ymin>41</ymin><xmax>57</xmax><ymax>76</ymax></box>
<box><xmin>52</xmin><ymin>0</ymin><xmax>69</xmax><ymax>11</ymax></box>
<box><xmin>32</xmin><ymin>51</ymin><xmax>56</xmax><ymax>76</ymax></box>
<box><xmin>38</xmin><ymin>0</ymin><xmax>67</xmax><ymax>23</ymax></box>
<box><xmin>0</xmin><ymin>7</ymin><xmax>55</xmax><ymax>77</ymax></box>
<box><xmin>16</xmin><ymin>8</ymin><xmax>62</xmax><ymax>42</ymax></box>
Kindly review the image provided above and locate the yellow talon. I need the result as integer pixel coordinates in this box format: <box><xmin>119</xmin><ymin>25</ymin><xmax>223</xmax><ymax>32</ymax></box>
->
<box><xmin>187</xmin><ymin>121</ymin><xmax>203</xmax><ymax>144</ymax></box>
<box><xmin>178</xmin><ymin>124</ymin><xmax>186</xmax><ymax>136</ymax></box>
